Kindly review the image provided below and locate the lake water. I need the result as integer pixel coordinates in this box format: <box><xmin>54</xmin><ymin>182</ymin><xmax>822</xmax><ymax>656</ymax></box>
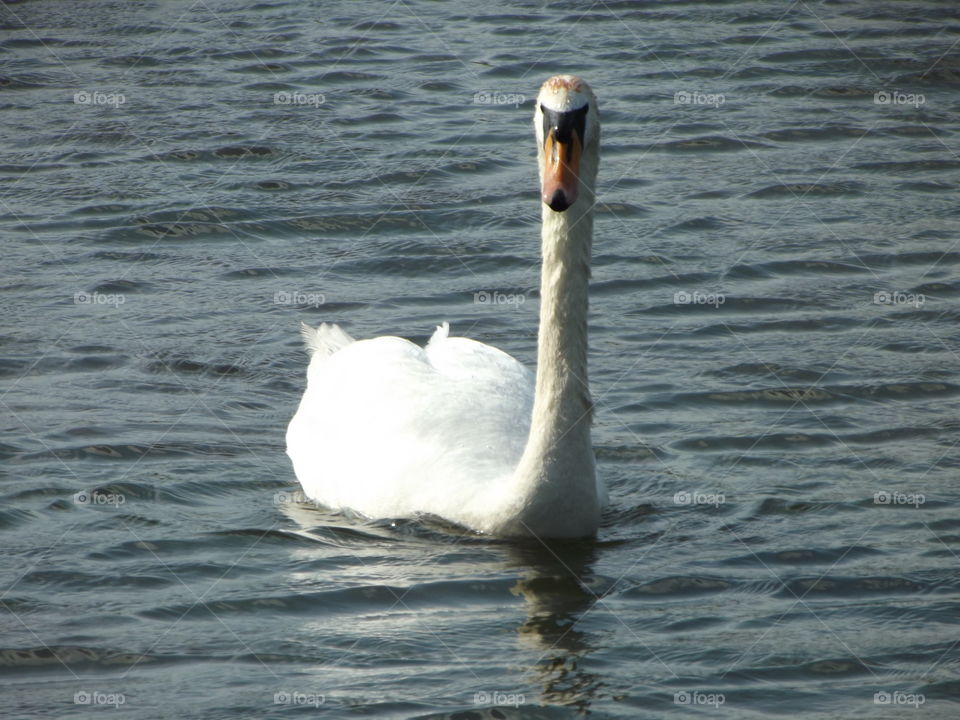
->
<box><xmin>2</xmin><ymin>1</ymin><xmax>959</xmax><ymax>717</ymax></box>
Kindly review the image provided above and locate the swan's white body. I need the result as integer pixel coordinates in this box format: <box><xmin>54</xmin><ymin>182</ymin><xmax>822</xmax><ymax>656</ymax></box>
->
<box><xmin>286</xmin><ymin>75</ymin><xmax>606</xmax><ymax>537</ymax></box>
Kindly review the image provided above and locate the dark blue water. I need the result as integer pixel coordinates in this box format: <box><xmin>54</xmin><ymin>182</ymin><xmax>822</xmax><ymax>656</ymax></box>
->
<box><xmin>2</xmin><ymin>1</ymin><xmax>959</xmax><ymax>717</ymax></box>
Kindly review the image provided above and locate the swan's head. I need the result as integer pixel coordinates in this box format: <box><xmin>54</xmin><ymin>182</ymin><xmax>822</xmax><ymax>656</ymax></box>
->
<box><xmin>534</xmin><ymin>75</ymin><xmax>599</xmax><ymax>213</ymax></box>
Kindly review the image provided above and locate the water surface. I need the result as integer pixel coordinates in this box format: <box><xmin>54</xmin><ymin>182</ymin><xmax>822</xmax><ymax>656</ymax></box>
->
<box><xmin>2</xmin><ymin>1</ymin><xmax>959</xmax><ymax>718</ymax></box>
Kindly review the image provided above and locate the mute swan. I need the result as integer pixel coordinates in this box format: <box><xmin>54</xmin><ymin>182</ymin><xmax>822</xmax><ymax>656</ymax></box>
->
<box><xmin>286</xmin><ymin>75</ymin><xmax>606</xmax><ymax>538</ymax></box>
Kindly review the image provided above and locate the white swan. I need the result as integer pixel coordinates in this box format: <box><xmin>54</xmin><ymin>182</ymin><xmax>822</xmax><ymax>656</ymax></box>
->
<box><xmin>286</xmin><ymin>75</ymin><xmax>606</xmax><ymax>538</ymax></box>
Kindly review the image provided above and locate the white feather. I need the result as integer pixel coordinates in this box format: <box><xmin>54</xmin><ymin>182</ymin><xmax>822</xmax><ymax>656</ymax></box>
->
<box><xmin>287</xmin><ymin>325</ymin><xmax>535</xmax><ymax>532</ymax></box>
<box><xmin>300</xmin><ymin>322</ymin><xmax>354</xmax><ymax>358</ymax></box>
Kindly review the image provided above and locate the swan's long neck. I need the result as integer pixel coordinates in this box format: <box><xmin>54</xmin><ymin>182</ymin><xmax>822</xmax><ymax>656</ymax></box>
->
<box><xmin>533</xmin><ymin>203</ymin><xmax>593</xmax><ymax>440</ymax></box>
<box><xmin>508</xmin><ymin>197</ymin><xmax>599</xmax><ymax>537</ymax></box>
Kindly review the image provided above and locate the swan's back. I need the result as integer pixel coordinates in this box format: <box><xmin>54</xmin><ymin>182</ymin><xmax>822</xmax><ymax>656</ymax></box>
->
<box><xmin>286</xmin><ymin>323</ymin><xmax>534</xmax><ymax>527</ymax></box>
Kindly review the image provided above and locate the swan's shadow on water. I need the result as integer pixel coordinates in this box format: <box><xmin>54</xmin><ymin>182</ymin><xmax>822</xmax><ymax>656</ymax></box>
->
<box><xmin>279</xmin><ymin>498</ymin><xmax>619</xmax><ymax>716</ymax></box>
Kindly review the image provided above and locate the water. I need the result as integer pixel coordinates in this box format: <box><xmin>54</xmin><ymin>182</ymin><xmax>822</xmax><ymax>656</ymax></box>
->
<box><xmin>2</xmin><ymin>1</ymin><xmax>959</xmax><ymax>717</ymax></box>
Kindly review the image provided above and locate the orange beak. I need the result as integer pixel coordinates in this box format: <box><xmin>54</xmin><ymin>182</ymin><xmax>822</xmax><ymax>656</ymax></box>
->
<box><xmin>541</xmin><ymin>129</ymin><xmax>582</xmax><ymax>212</ymax></box>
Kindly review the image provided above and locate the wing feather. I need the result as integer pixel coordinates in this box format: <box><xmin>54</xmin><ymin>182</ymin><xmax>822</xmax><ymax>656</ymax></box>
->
<box><xmin>286</xmin><ymin>324</ymin><xmax>534</xmax><ymax>522</ymax></box>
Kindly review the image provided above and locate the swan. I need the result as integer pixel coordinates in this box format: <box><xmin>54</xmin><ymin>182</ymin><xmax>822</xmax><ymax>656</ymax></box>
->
<box><xmin>286</xmin><ymin>75</ymin><xmax>605</xmax><ymax>538</ymax></box>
